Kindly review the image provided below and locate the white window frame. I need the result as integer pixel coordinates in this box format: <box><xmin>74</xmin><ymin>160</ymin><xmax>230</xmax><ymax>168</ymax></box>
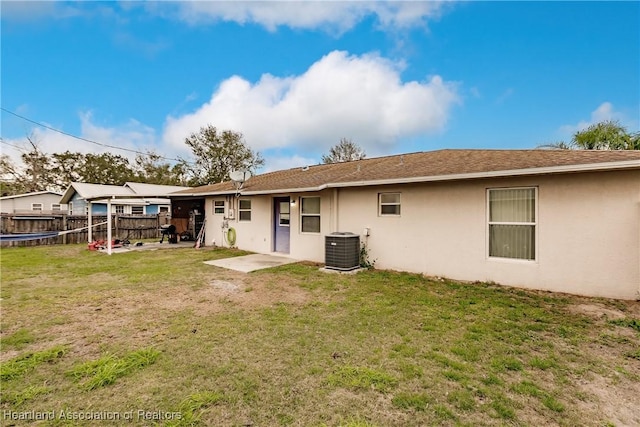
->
<box><xmin>213</xmin><ymin>200</ymin><xmax>225</xmax><ymax>215</ymax></box>
<box><xmin>31</xmin><ymin>203</ymin><xmax>43</xmax><ymax>211</ymax></box>
<box><xmin>487</xmin><ymin>187</ymin><xmax>538</xmax><ymax>262</ymax></box>
<box><xmin>131</xmin><ymin>205</ymin><xmax>145</xmax><ymax>215</ymax></box>
<box><xmin>159</xmin><ymin>206</ymin><xmax>169</xmax><ymax>213</ymax></box>
<box><xmin>69</xmin><ymin>202</ymin><xmax>74</xmax><ymax>215</ymax></box>
<box><xmin>114</xmin><ymin>205</ymin><xmax>125</xmax><ymax>214</ymax></box>
<box><xmin>238</xmin><ymin>199</ymin><xmax>252</xmax><ymax>221</ymax></box>
<box><xmin>51</xmin><ymin>204</ymin><xmax>61</xmax><ymax>211</ymax></box>
<box><xmin>378</xmin><ymin>192</ymin><xmax>401</xmax><ymax>216</ymax></box>
<box><xmin>300</xmin><ymin>196</ymin><xmax>321</xmax><ymax>233</ymax></box>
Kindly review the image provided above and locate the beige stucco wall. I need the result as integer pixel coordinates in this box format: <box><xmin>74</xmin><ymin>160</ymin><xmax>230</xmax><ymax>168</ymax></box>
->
<box><xmin>336</xmin><ymin>170</ymin><xmax>639</xmax><ymax>300</ymax></box>
<box><xmin>205</xmin><ymin>191</ymin><xmax>335</xmax><ymax>262</ymax></box>
<box><xmin>203</xmin><ymin>169</ymin><xmax>639</xmax><ymax>300</ymax></box>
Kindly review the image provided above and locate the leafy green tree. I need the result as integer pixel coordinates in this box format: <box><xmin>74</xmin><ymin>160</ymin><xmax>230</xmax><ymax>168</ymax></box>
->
<box><xmin>133</xmin><ymin>151</ymin><xmax>189</xmax><ymax>186</ymax></box>
<box><xmin>572</xmin><ymin>120</ymin><xmax>639</xmax><ymax>150</ymax></box>
<box><xmin>538</xmin><ymin>120</ymin><xmax>639</xmax><ymax>150</ymax></box>
<box><xmin>51</xmin><ymin>151</ymin><xmax>84</xmax><ymax>190</ymax></box>
<box><xmin>182</xmin><ymin>125</ymin><xmax>264</xmax><ymax>186</ymax></box>
<box><xmin>322</xmin><ymin>138</ymin><xmax>366</xmax><ymax>163</ymax></box>
<box><xmin>75</xmin><ymin>153</ymin><xmax>136</xmax><ymax>185</ymax></box>
<box><xmin>5</xmin><ymin>136</ymin><xmax>56</xmax><ymax>193</ymax></box>
<box><xmin>0</xmin><ymin>154</ymin><xmax>26</xmax><ymax>196</ymax></box>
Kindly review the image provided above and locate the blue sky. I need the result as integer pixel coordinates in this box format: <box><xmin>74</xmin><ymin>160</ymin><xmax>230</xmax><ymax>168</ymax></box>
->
<box><xmin>2</xmin><ymin>1</ymin><xmax>638</xmax><ymax>172</ymax></box>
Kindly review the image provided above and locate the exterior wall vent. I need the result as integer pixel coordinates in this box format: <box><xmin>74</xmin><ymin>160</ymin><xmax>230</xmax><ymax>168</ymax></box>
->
<box><xmin>325</xmin><ymin>232</ymin><xmax>360</xmax><ymax>271</ymax></box>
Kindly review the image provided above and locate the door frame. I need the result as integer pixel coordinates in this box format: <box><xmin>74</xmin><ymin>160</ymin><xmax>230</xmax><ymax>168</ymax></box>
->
<box><xmin>273</xmin><ymin>196</ymin><xmax>291</xmax><ymax>253</ymax></box>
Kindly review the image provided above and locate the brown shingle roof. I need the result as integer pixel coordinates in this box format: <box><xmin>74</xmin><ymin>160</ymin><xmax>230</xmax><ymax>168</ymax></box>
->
<box><xmin>173</xmin><ymin>149</ymin><xmax>640</xmax><ymax>196</ymax></box>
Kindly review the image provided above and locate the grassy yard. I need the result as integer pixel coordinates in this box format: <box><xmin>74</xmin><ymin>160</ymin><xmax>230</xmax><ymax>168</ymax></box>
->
<box><xmin>1</xmin><ymin>244</ymin><xmax>639</xmax><ymax>426</ymax></box>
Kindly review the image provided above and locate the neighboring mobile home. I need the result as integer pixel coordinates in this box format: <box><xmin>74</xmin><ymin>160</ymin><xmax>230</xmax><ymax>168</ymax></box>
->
<box><xmin>171</xmin><ymin>149</ymin><xmax>640</xmax><ymax>300</ymax></box>
<box><xmin>0</xmin><ymin>191</ymin><xmax>67</xmax><ymax>214</ymax></box>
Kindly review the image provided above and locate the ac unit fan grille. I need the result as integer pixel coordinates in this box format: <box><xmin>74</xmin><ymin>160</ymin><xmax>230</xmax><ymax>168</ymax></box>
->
<box><xmin>325</xmin><ymin>233</ymin><xmax>360</xmax><ymax>271</ymax></box>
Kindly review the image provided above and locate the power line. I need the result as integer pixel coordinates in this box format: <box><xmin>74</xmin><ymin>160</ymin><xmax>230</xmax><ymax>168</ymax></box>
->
<box><xmin>0</xmin><ymin>107</ymin><xmax>185</xmax><ymax>163</ymax></box>
<box><xmin>0</xmin><ymin>138</ymin><xmax>26</xmax><ymax>151</ymax></box>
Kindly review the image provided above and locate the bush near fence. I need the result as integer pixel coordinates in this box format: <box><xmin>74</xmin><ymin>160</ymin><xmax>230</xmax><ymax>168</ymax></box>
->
<box><xmin>0</xmin><ymin>214</ymin><xmax>166</xmax><ymax>247</ymax></box>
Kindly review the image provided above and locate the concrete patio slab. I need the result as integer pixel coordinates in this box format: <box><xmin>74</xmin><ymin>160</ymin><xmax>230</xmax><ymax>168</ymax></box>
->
<box><xmin>203</xmin><ymin>253</ymin><xmax>298</xmax><ymax>273</ymax></box>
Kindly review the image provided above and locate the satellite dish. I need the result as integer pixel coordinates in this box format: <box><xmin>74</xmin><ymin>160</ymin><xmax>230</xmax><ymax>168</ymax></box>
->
<box><xmin>229</xmin><ymin>170</ymin><xmax>246</xmax><ymax>183</ymax></box>
<box><xmin>229</xmin><ymin>170</ymin><xmax>252</xmax><ymax>191</ymax></box>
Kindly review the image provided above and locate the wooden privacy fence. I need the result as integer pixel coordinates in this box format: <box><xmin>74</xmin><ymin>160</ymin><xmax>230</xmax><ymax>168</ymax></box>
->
<box><xmin>0</xmin><ymin>214</ymin><xmax>165</xmax><ymax>247</ymax></box>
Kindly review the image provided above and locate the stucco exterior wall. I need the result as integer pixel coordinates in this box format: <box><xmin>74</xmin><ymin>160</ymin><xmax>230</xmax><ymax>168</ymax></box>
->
<box><xmin>202</xmin><ymin>169</ymin><xmax>639</xmax><ymax>299</ymax></box>
<box><xmin>336</xmin><ymin>170</ymin><xmax>639</xmax><ymax>300</ymax></box>
<box><xmin>205</xmin><ymin>190</ymin><xmax>334</xmax><ymax>262</ymax></box>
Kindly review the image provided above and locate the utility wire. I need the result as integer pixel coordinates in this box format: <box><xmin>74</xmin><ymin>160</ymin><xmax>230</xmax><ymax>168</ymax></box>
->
<box><xmin>0</xmin><ymin>138</ymin><xmax>26</xmax><ymax>151</ymax></box>
<box><xmin>1</xmin><ymin>107</ymin><xmax>185</xmax><ymax>163</ymax></box>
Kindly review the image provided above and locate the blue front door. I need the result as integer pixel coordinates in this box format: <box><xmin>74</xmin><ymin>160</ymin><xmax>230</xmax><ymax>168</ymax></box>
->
<box><xmin>274</xmin><ymin>197</ymin><xmax>290</xmax><ymax>253</ymax></box>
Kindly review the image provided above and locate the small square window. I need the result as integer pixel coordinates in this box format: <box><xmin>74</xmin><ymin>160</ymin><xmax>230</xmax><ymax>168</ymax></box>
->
<box><xmin>131</xmin><ymin>206</ymin><xmax>144</xmax><ymax>215</ymax></box>
<box><xmin>239</xmin><ymin>199</ymin><xmax>251</xmax><ymax>221</ymax></box>
<box><xmin>51</xmin><ymin>204</ymin><xmax>61</xmax><ymax>211</ymax></box>
<box><xmin>214</xmin><ymin>200</ymin><xmax>225</xmax><ymax>215</ymax></box>
<box><xmin>379</xmin><ymin>193</ymin><xmax>401</xmax><ymax>216</ymax></box>
<box><xmin>31</xmin><ymin>203</ymin><xmax>43</xmax><ymax>211</ymax></box>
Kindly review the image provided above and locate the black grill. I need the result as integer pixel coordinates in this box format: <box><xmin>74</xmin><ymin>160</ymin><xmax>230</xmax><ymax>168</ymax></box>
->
<box><xmin>325</xmin><ymin>232</ymin><xmax>360</xmax><ymax>271</ymax></box>
<box><xmin>159</xmin><ymin>224</ymin><xmax>178</xmax><ymax>243</ymax></box>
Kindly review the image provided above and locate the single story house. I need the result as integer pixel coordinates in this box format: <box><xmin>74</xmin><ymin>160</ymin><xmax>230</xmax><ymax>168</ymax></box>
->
<box><xmin>171</xmin><ymin>149</ymin><xmax>640</xmax><ymax>300</ymax></box>
<box><xmin>0</xmin><ymin>191</ymin><xmax>67</xmax><ymax>214</ymax></box>
<box><xmin>60</xmin><ymin>182</ymin><xmax>190</xmax><ymax>216</ymax></box>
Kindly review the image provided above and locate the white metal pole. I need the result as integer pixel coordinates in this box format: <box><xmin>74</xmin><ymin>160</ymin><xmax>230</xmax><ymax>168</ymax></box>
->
<box><xmin>107</xmin><ymin>198</ymin><xmax>112</xmax><ymax>255</ymax></box>
<box><xmin>88</xmin><ymin>202</ymin><xmax>93</xmax><ymax>243</ymax></box>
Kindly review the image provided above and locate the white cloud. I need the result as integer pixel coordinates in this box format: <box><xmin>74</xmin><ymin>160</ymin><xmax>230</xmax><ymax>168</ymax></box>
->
<box><xmin>162</xmin><ymin>50</ymin><xmax>460</xmax><ymax>160</ymax></box>
<box><xmin>159</xmin><ymin>1</ymin><xmax>449</xmax><ymax>33</ymax></box>
<box><xmin>559</xmin><ymin>102</ymin><xmax>624</xmax><ymax>135</ymax></box>
<box><xmin>78</xmin><ymin>112</ymin><xmax>159</xmax><ymax>156</ymax></box>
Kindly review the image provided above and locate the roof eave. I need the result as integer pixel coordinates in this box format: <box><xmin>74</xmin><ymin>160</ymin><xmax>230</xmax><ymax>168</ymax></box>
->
<box><xmin>59</xmin><ymin>185</ymin><xmax>77</xmax><ymax>204</ymax></box>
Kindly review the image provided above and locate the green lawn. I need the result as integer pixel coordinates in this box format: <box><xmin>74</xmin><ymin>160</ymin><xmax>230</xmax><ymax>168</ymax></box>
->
<box><xmin>1</xmin><ymin>244</ymin><xmax>639</xmax><ymax>426</ymax></box>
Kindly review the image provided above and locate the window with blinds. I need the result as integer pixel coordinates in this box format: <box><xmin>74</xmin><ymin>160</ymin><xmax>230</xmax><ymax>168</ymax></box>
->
<box><xmin>488</xmin><ymin>187</ymin><xmax>536</xmax><ymax>260</ymax></box>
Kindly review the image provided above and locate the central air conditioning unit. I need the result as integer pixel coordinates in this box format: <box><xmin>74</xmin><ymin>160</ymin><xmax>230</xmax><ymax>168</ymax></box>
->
<box><xmin>325</xmin><ymin>232</ymin><xmax>360</xmax><ymax>271</ymax></box>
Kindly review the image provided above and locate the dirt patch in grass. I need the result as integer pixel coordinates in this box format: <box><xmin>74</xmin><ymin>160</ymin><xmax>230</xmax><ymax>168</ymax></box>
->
<box><xmin>569</xmin><ymin>303</ymin><xmax>628</xmax><ymax>320</ymax></box>
<box><xmin>30</xmin><ymin>269</ymin><xmax>311</xmax><ymax>361</ymax></box>
<box><xmin>575</xmin><ymin>373</ymin><xmax>640</xmax><ymax>427</ymax></box>
<box><xmin>565</xmin><ymin>301</ymin><xmax>640</xmax><ymax>427</ymax></box>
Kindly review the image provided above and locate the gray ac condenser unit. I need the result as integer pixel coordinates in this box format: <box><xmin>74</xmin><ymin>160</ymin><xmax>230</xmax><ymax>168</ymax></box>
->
<box><xmin>325</xmin><ymin>232</ymin><xmax>360</xmax><ymax>271</ymax></box>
